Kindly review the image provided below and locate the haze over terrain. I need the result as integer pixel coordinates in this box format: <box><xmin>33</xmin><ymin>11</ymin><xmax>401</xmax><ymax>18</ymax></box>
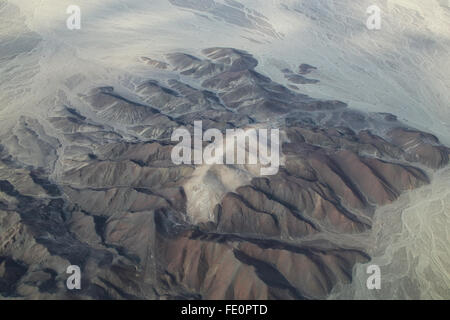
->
<box><xmin>0</xmin><ymin>0</ymin><xmax>449</xmax><ymax>299</ymax></box>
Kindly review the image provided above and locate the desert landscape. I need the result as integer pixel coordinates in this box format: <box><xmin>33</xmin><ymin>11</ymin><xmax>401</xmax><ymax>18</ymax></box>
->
<box><xmin>0</xmin><ymin>0</ymin><xmax>449</xmax><ymax>300</ymax></box>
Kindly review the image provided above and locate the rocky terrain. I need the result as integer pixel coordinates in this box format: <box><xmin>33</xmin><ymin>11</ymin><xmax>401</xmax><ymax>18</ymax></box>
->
<box><xmin>1</xmin><ymin>47</ymin><xmax>448</xmax><ymax>299</ymax></box>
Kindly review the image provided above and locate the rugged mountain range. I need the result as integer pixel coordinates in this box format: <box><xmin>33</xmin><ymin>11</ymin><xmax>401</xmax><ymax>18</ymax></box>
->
<box><xmin>1</xmin><ymin>47</ymin><xmax>448</xmax><ymax>299</ymax></box>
